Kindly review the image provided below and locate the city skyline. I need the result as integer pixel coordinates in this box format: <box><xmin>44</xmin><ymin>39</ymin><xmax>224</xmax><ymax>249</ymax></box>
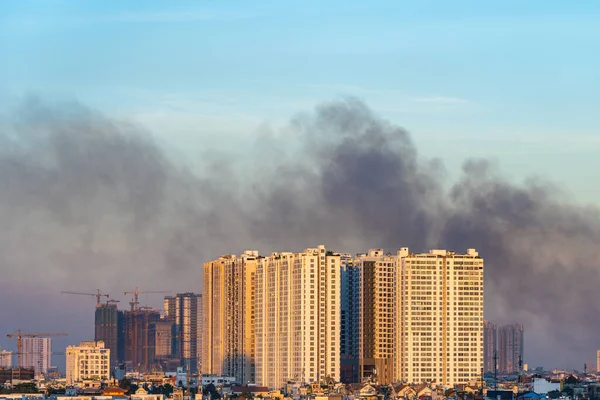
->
<box><xmin>1</xmin><ymin>0</ymin><xmax>600</xmax><ymax>374</ymax></box>
<box><xmin>0</xmin><ymin>243</ymin><xmax>560</xmax><ymax>373</ymax></box>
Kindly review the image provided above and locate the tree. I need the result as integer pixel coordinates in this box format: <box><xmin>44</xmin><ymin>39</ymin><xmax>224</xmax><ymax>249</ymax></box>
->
<box><xmin>548</xmin><ymin>391</ymin><xmax>561</xmax><ymax>399</ymax></box>
<box><xmin>119</xmin><ymin>377</ymin><xmax>131</xmax><ymax>390</ymax></box>
<box><xmin>163</xmin><ymin>384</ymin><xmax>174</xmax><ymax>396</ymax></box>
<box><xmin>46</xmin><ymin>386</ymin><xmax>65</xmax><ymax>395</ymax></box>
<box><xmin>13</xmin><ymin>382</ymin><xmax>39</xmax><ymax>393</ymax></box>
<box><xmin>128</xmin><ymin>384</ymin><xmax>139</xmax><ymax>395</ymax></box>
<box><xmin>204</xmin><ymin>384</ymin><xmax>221</xmax><ymax>400</ymax></box>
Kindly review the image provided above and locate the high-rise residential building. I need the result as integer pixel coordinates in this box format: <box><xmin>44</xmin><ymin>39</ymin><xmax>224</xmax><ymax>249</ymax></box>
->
<box><xmin>20</xmin><ymin>337</ymin><xmax>52</xmax><ymax>375</ymax></box>
<box><xmin>484</xmin><ymin>321</ymin><xmax>497</xmax><ymax>373</ymax></box>
<box><xmin>0</xmin><ymin>348</ymin><xmax>12</xmax><ymax>368</ymax></box>
<box><xmin>357</xmin><ymin>249</ymin><xmax>396</xmax><ymax>384</ymax></box>
<box><xmin>95</xmin><ymin>303</ymin><xmax>125</xmax><ymax>368</ymax></box>
<box><xmin>203</xmin><ymin>256</ymin><xmax>225</xmax><ymax>377</ymax></box>
<box><xmin>65</xmin><ymin>341</ymin><xmax>110</xmax><ymax>385</ymax></box>
<box><xmin>254</xmin><ymin>245</ymin><xmax>340</xmax><ymax>389</ymax></box>
<box><xmin>340</xmin><ymin>255</ymin><xmax>360</xmax><ymax>384</ymax></box>
<box><xmin>203</xmin><ymin>251</ymin><xmax>258</xmax><ymax>383</ymax></box>
<box><xmin>498</xmin><ymin>324</ymin><xmax>524</xmax><ymax>374</ymax></box>
<box><xmin>164</xmin><ymin>293</ymin><xmax>202</xmax><ymax>374</ymax></box>
<box><xmin>597</xmin><ymin>350</ymin><xmax>600</xmax><ymax>373</ymax></box>
<box><xmin>396</xmin><ymin>248</ymin><xmax>484</xmax><ymax>386</ymax></box>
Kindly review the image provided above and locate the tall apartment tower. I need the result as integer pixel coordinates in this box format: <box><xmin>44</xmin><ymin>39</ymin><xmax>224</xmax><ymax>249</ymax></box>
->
<box><xmin>203</xmin><ymin>251</ymin><xmax>257</xmax><ymax>383</ymax></box>
<box><xmin>340</xmin><ymin>255</ymin><xmax>361</xmax><ymax>384</ymax></box>
<box><xmin>357</xmin><ymin>249</ymin><xmax>396</xmax><ymax>384</ymax></box>
<box><xmin>498</xmin><ymin>324</ymin><xmax>524</xmax><ymax>374</ymax></box>
<box><xmin>95</xmin><ymin>303</ymin><xmax>125</xmax><ymax>368</ymax></box>
<box><xmin>66</xmin><ymin>341</ymin><xmax>110</xmax><ymax>385</ymax></box>
<box><xmin>597</xmin><ymin>350</ymin><xmax>600</xmax><ymax>373</ymax></box>
<box><xmin>20</xmin><ymin>337</ymin><xmax>52</xmax><ymax>375</ymax></box>
<box><xmin>164</xmin><ymin>293</ymin><xmax>202</xmax><ymax>373</ymax></box>
<box><xmin>396</xmin><ymin>248</ymin><xmax>484</xmax><ymax>386</ymax></box>
<box><xmin>484</xmin><ymin>321</ymin><xmax>497</xmax><ymax>373</ymax></box>
<box><xmin>254</xmin><ymin>245</ymin><xmax>341</xmax><ymax>389</ymax></box>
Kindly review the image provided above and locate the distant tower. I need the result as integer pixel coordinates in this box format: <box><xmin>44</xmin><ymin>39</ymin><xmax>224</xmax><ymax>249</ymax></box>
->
<box><xmin>20</xmin><ymin>337</ymin><xmax>52</xmax><ymax>375</ymax></box>
<box><xmin>498</xmin><ymin>324</ymin><xmax>524</xmax><ymax>374</ymax></box>
<box><xmin>164</xmin><ymin>293</ymin><xmax>202</xmax><ymax>374</ymax></box>
<box><xmin>0</xmin><ymin>347</ymin><xmax>12</xmax><ymax>368</ymax></box>
<box><xmin>95</xmin><ymin>303</ymin><xmax>125</xmax><ymax>368</ymax></box>
<box><xmin>484</xmin><ymin>321</ymin><xmax>497</xmax><ymax>373</ymax></box>
<box><xmin>597</xmin><ymin>350</ymin><xmax>600</xmax><ymax>373</ymax></box>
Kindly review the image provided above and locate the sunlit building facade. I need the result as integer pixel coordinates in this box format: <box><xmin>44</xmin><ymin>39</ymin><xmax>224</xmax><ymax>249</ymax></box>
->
<box><xmin>397</xmin><ymin>248</ymin><xmax>484</xmax><ymax>385</ymax></box>
<box><xmin>203</xmin><ymin>251</ymin><xmax>258</xmax><ymax>383</ymax></box>
<box><xmin>255</xmin><ymin>245</ymin><xmax>341</xmax><ymax>388</ymax></box>
<box><xmin>65</xmin><ymin>341</ymin><xmax>110</xmax><ymax>385</ymax></box>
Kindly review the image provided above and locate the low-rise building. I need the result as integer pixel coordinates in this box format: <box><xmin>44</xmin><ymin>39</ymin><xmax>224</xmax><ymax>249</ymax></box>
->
<box><xmin>201</xmin><ymin>374</ymin><xmax>237</xmax><ymax>386</ymax></box>
<box><xmin>65</xmin><ymin>341</ymin><xmax>110</xmax><ymax>385</ymax></box>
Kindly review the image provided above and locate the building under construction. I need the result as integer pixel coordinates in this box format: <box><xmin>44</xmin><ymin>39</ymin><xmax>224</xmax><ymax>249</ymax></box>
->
<box><xmin>0</xmin><ymin>367</ymin><xmax>35</xmax><ymax>384</ymax></box>
<box><xmin>92</xmin><ymin>289</ymin><xmax>200</xmax><ymax>373</ymax></box>
<box><xmin>123</xmin><ymin>308</ymin><xmax>162</xmax><ymax>372</ymax></box>
<box><xmin>95</xmin><ymin>303</ymin><xmax>125</xmax><ymax>368</ymax></box>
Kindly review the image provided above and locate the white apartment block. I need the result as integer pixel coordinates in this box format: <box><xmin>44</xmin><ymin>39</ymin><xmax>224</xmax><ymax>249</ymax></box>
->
<box><xmin>255</xmin><ymin>245</ymin><xmax>341</xmax><ymax>389</ymax></box>
<box><xmin>20</xmin><ymin>337</ymin><xmax>52</xmax><ymax>375</ymax></box>
<box><xmin>65</xmin><ymin>341</ymin><xmax>110</xmax><ymax>385</ymax></box>
<box><xmin>0</xmin><ymin>348</ymin><xmax>12</xmax><ymax>368</ymax></box>
<box><xmin>396</xmin><ymin>248</ymin><xmax>484</xmax><ymax>386</ymax></box>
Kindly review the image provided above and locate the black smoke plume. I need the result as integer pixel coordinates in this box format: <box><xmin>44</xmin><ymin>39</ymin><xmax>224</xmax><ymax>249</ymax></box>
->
<box><xmin>0</xmin><ymin>96</ymin><xmax>598</xmax><ymax>369</ymax></box>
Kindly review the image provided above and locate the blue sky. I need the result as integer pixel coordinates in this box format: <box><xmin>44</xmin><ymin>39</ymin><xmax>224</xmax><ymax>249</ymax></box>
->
<box><xmin>1</xmin><ymin>0</ymin><xmax>599</xmax><ymax>203</ymax></box>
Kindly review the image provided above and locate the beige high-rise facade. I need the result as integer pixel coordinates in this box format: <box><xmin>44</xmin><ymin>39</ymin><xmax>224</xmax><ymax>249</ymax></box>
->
<box><xmin>203</xmin><ymin>250</ymin><xmax>258</xmax><ymax>383</ymax></box>
<box><xmin>396</xmin><ymin>248</ymin><xmax>484</xmax><ymax>386</ymax></box>
<box><xmin>202</xmin><ymin>245</ymin><xmax>483</xmax><ymax>387</ymax></box>
<box><xmin>254</xmin><ymin>245</ymin><xmax>340</xmax><ymax>389</ymax></box>
<box><xmin>65</xmin><ymin>341</ymin><xmax>110</xmax><ymax>385</ymax></box>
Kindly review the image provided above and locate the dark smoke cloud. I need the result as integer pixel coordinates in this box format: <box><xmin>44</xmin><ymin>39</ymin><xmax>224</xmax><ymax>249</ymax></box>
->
<box><xmin>1</xmin><ymin>96</ymin><xmax>599</xmax><ymax>370</ymax></box>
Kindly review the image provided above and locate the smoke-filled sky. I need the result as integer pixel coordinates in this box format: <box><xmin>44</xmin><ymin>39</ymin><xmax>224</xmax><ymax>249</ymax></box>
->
<box><xmin>1</xmin><ymin>1</ymin><xmax>600</xmax><ymax>372</ymax></box>
<box><xmin>1</xmin><ymin>97</ymin><xmax>600</xmax><ymax>371</ymax></box>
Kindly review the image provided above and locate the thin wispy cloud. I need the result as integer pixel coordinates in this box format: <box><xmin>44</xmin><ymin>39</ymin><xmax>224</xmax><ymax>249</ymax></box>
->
<box><xmin>101</xmin><ymin>10</ymin><xmax>264</xmax><ymax>23</ymax></box>
<box><xmin>410</xmin><ymin>96</ymin><xmax>469</xmax><ymax>105</ymax></box>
